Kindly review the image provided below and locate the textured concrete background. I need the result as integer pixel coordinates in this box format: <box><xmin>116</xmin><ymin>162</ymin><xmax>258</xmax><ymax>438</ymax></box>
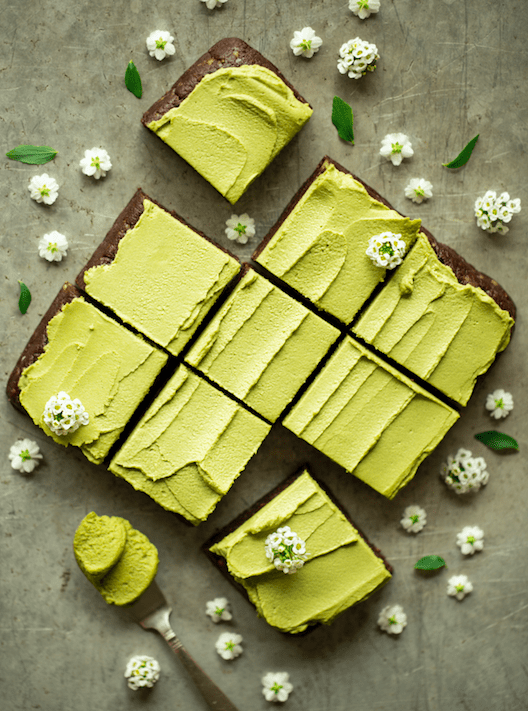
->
<box><xmin>1</xmin><ymin>1</ymin><xmax>527</xmax><ymax>710</ymax></box>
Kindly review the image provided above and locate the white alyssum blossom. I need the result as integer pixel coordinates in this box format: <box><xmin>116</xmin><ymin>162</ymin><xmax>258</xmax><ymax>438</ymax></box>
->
<box><xmin>43</xmin><ymin>391</ymin><xmax>89</xmax><ymax>436</ymax></box>
<box><xmin>380</xmin><ymin>133</ymin><xmax>414</xmax><ymax>166</ymax></box>
<box><xmin>225</xmin><ymin>213</ymin><xmax>256</xmax><ymax>245</ymax></box>
<box><xmin>200</xmin><ymin>0</ymin><xmax>228</xmax><ymax>9</ymax></box>
<box><xmin>290</xmin><ymin>27</ymin><xmax>323</xmax><ymax>58</ymax></box>
<box><xmin>215</xmin><ymin>632</ymin><xmax>243</xmax><ymax>660</ymax></box>
<box><xmin>474</xmin><ymin>190</ymin><xmax>521</xmax><ymax>235</ymax></box>
<box><xmin>400</xmin><ymin>505</ymin><xmax>427</xmax><ymax>534</ymax></box>
<box><xmin>456</xmin><ymin>526</ymin><xmax>484</xmax><ymax>556</ymax></box>
<box><xmin>337</xmin><ymin>37</ymin><xmax>379</xmax><ymax>79</ymax></box>
<box><xmin>38</xmin><ymin>231</ymin><xmax>68</xmax><ymax>262</ymax></box>
<box><xmin>366</xmin><ymin>232</ymin><xmax>406</xmax><ymax>269</ymax></box>
<box><xmin>28</xmin><ymin>174</ymin><xmax>59</xmax><ymax>205</ymax></box>
<box><xmin>441</xmin><ymin>447</ymin><xmax>488</xmax><ymax>494</ymax></box>
<box><xmin>405</xmin><ymin>178</ymin><xmax>433</xmax><ymax>204</ymax></box>
<box><xmin>265</xmin><ymin>525</ymin><xmax>307</xmax><ymax>575</ymax></box>
<box><xmin>124</xmin><ymin>655</ymin><xmax>160</xmax><ymax>690</ymax></box>
<box><xmin>349</xmin><ymin>0</ymin><xmax>381</xmax><ymax>20</ymax></box>
<box><xmin>146</xmin><ymin>30</ymin><xmax>176</xmax><ymax>61</ymax></box>
<box><xmin>377</xmin><ymin>604</ymin><xmax>407</xmax><ymax>634</ymax></box>
<box><xmin>79</xmin><ymin>148</ymin><xmax>112</xmax><ymax>180</ymax></box>
<box><xmin>262</xmin><ymin>672</ymin><xmax>294</xmax><ymax>703</ymax></box>
<box><xmin>447</xmin><ymin>574</ymin><xmax>473</xmax><ymax>601</ymax></box>
<box><xmin>485</xmin><ymin>389</ymin><xmax>513</xmax><ymax>419</ymax></box>
<box><xmin>205</xmin><ymin>597</ymin><xmax>232</xmax><ymax>623</ymax></box>
<box><xmin>8</xmin><ymin>439</ymin><xmax>43</xmax><ymax>474</ymax></box>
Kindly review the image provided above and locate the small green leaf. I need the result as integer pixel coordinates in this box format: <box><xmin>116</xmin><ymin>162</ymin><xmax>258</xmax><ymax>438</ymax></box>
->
<box><xmin>18</xmin><ymin>281</ymin><xmax>31</xmax><ymax>314</ymax></box>
<box><xmin>442</xmin><ymin>134</ymin><xmax>479</xmax><ymax>168</ymax></box>
<box><xmin>332</xmin><ymin>96</ymin><xmax>354</xmax><ymax>144</ymax></box>
<box><xmin>414</xmin><ymin>555</ymin><xmax>446</xmax><ymax>571</ymax></box>
<box><xmin>125</xmin><ymin>61</ymin><xmax>142</xmax><ymax>99</ymax></box>
<box><xmin>475</xmin><ymin>430</ymin><xmax>519</xmax><ymax>451</ymax></box>
<box><xmin>6</xmin><ymin>145</ymin><xmax>57</xmax><ymax>165</ymax></box>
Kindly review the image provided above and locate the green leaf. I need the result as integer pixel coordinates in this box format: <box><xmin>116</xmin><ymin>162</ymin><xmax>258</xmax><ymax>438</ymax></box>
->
<box><xmin>332</xmin><ymin>96</ymin><xmax>354</xmax><ymax>144</ymax></box>
<box><xmin>414</xmin><ymin>555</ymin><xmax>446</xmax><ymax>571</ymax></box>
<box><xmin>442</xmin><ymin>134</ymin><xmax>479</xmax><ymax>168</ymax></box>
<box><xmin>125</xmin><ymin>61</ymin><xmax>142</xmax><ymax>99</ymax></box>
<box><xmin>6</xmin><ymin>145</ymin><xmax>57</xmax><ymax>165</ymax></box>
<box><xmin>18</xmin><ymin>281</ymin><xmax>31</xmax><ymax>314</ymax></box>
<box><xmin>475</xmin><ymin>430</ymin><xmax>519</xmax><ymax>451</ymax></box>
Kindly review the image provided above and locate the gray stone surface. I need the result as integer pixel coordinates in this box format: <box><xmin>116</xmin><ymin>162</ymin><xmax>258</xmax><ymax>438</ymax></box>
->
<box><xmin>1</xmin><ymin>1</ymin><xmax>527</xmax><ymax>710</ymax></box>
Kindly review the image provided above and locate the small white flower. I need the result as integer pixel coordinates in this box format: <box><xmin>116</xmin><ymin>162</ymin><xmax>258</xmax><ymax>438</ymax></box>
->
<box><xmin>366</xmin><ymin>231</ymin><xmax>406</xmax><ymax>269</ymax></box>
<box><xmin>124</xmin><ymin>655</ymin><xmax>160</xmax><ymax>690</ymax></box>
<box><xmin>377</xmin><ymin>604</ymin><xmax>407</xmax><ymax>634</ymax></box>
<box><xmin>349</xmin><ymin>0</ymin><xmax>381</xmax><ymax>19</ymax></box>
<box><xmin>441</xmin><ymin>448</ymin><xmax>488</xmax><ymax>494</ymax></box>
<box><xmin>265</xmin><ymin>525</ymin><xmax>307</xmax><ymax>575</ymax></box>
<box><xmin>199</xmin><ymin>0</ymin><xmax>228</xmax><ymax>9</ymax></box>
<box><xmin>337</xmin><ymin>37</ymin><xmax>379</xmax><ymax>79</ymax></box>
<box><xmin>404</xmin><ymin>178</ymin><xmax>433</xmax><ymax>204</ymax></box>
<box><xmin>146</xmin><ymin>30</ymin><xmax>176</xmax><ymax>61</ymax></box>
<box><xmin>8</xmin><ymin>439</ymin><xmax>43</xmax><ymax>474</ymax></box>
<box><xmin>225</xmin><ymin>213</ymin><xmax>256</xmax><ymax>245</ymax></box>
<box><xmin>456</xmin><ymin>525</ymin><xmax>484</xmax><ymax>556</ymax></box>
<box><xmin>400</xmin><ymin>505</ymin><xmax>427</xmax><ymax>533</ymax></box>
<box><xmin>215</xmin><ymin>632</ymin><xmax>243</xmax><ymax>660</ymax></box>
<box><xmin>290</xmin><ymin>27</ymin><xmax>323</xmax><ymax>58</ymax></box>
<box><xmin>447</xmin><ymin>574</ymin><xmax>473</xmax><ymax>601</ymax></box>
<box><xmin>38</xmin><ymin>231</ymin><xmax>68</xmax><ymax>262</ymax></box>
<box><xmin>474</xmin><ymin>190</ymin><xmax>521</xmax><ymax>235</ymax></box>
<box><xmin>28</xmin><ymin>174</ymin><xmax>59</xmax><ymax>205</ymax></box>
<box><xmin>205</xmin><ymin>597</ymin><xmax>232</xmax><ymax>623</ymax></box>
<box><xmin>79</xmin><ymin>148</ymin><xmax>112</xmax><ymax>180</ymax></box>
<box><xmin>485</xmin><ymin>389</ymin><xmax>513</xmax><ymax>419</ymax></box>
<box><xmin>262</xmin><ymin>672</ymin><xmax>294</xmax><ymax>703</ymax></box>
<box><xmin>380</xmin><ymin>133</ymin><xmax>414</xmax><ymax>166</ymax></box>
<box><xmin>43</xmin><ymin>391</ymin><xmax>89</xmax><ymax>436</ymax></box>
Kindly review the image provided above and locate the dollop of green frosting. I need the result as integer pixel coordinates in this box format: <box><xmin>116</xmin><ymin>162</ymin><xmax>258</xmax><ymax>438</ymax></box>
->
<box><xmin>255</xmin><ymin>162</ymin><xmax>422</xmax><ymax>323</ymax></box>
<box><xmin>147</xmin><ymin>65</ymin><xmax>313</xmax><ymax>204</ymax></box>
<box><xmin>210</xmin><ymin>470</ymin><xmax>391</xmax><ymax>634</ymax></box>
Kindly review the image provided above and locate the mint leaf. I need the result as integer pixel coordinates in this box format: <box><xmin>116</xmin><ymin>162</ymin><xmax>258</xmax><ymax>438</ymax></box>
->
<box><xmin>125</xmin><ymin>61</ymin><xmax>142</xmax><ymax>99</ymax></box>
<box><xmin>6</xmin><ymin>145</ymin><xmax>57</xmax><ymax>165</ymax></box>
<box><xmin>475</xmin><ymin>430</ymin><xmax>519</xmax><ymax>451</ymax></box>
<box><xmin>443</xmin><ymin>134</ymin><xmax>479</xmax><ymax>168</ymax></box>
<box><xmin>18</xmin><ymin>281</ymin><xmax>31</xmax><ymax>314</ymax></box>
<box><xmin>414</xmin><ymin>555</ymin><xmax>446</xmax><ymax>571</ymax></box>
<box><xmin>332</xmin><ymin>96</ymin><xmax>354</xmax><ymax>144</ymax></box>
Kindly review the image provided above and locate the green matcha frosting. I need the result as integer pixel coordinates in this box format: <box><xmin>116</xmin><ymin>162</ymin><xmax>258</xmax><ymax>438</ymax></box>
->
<box><xmin>73</xmin><ymin>512</ymin><xmax>126</xmax><ymax>582</ymax></box>
<box><xmin>283</xmin><ymin>337</ymin><xmax>459</xmax><ymax>499</ymax></box>
<box><xmin>210</xmin><ymin>470</ymin><xmax>391</xmax><ymax>634</ymax></box>
<box><xmin>147</xmin><ymin>65</ymin><xmax>313</xmax><ymax>204</ymax></box>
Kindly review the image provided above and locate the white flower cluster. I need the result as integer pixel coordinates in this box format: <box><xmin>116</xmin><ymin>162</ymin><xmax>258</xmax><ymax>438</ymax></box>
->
<box><xmin>380</xmin><ymin>133</ymin><xmax>414</xmax><ymax>166</ymax></box>
<box><xmin>290</xmin><ymin>27</ymin><xmax>323</xmax><ymax>58</ymax></box>
<box><xmin>264</xmin><ymin>525</ymin><xmax>307</xmax><ymax>575</ymax></box>
<box><xmin>205</xmin><ymin>597</ymin><xmax>232</xmax><ymax>623</ymax></box>
<box><xmin>124</xmin><ymin>655</ymin><xmax>160</xmax><ymax>690</ymax></box>
<box><xmin>349</xmin><ymin>0</ymin><xmax>380</xmax><ymax>19</ymax></box>
<box><xmin>43</xmin><ymin>391</ymin><xmax>89</xmax><ymax>436</ymax></box>
<box><xmin>400</xmin><ymin>505</ymin><xmax>427</xmax><ymax>534</ymax></box>
<box><xmin>200</xmin><ymin>0</ymin><xmax>228</xmax><ymax>9</ymax></box>
<box><xmin>262</xmin><ymin>671</ymin><xmax>294</xmax><ymax>703</ymax></box>
<box><xmin>441</xmin><ymin>448</ymin><xmax>488</xmax><ymax>494</ymax></box>
<box><xmin>8</xmin><ymin>439</ymin><xmax>43</xmax><ymax>474</ymax></box>
<box><xmin>456</xmin><ymin>525</ymin><xmax>484</xmax><ymax>556</ymax></box>
<box><xmin>215</xmin><ymin>632</ymin><xmax>243</xmax><ymax>660</ymax></box>
<box><xmin>79</xmin><ymin>148</ymin><xmax>112</xmax><ymax>180</ymax></box>
<box><xmin>366</xmin><ymin>232</ymin><xmax>406</xmax><ymax>269</ymax></box>
<box><xmin>337</xmin><ymin>37</ymin><xmax>379</xmax><ymax>79</ymax></box>
<box><xmin>377</xmin><ymin>604</ymin><xmax>407</xmax><ymax>635</ymax></box>
<box><xmin>28</xmin><ymin>174</ymin><xmax>59</xmax><ymax>205</ymax></box>
<box><xmin>447</xmin><ymin>574</ymin><xmax>473</xmax><ymax>601</ymax></box>
<box><xmin>405</xmin><ymin>178</ymin><xmax>433</xmax><ymax>204</ymax></box>
<box><xmin>474</xmin><ymin>190</ymin><xmax>521</xmax><ymax>235</ymax></box>
<box><xmin>486</xmin><ymin>388</ymin><xmax>513</xmax><ymax>419</ymax></box>
<box><xmin>38</xmin><ymin>231</ymin><xmax>68</xmax><ymax>262</ymax></box>
<box><xmin>225</xmin><ymin>213</ymin><xmax>256</xmax><ymax>245</ymax></box>
<box><xmin>146</xmin><ymin>30</ymin><xmax>175</xmax><ymax>61</ymax></box>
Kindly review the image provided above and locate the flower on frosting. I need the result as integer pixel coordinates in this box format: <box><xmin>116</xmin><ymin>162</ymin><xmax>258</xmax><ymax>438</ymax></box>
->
<box><xmin>377</xmin><ymin>604</ymin><xmax>407</xmax><ymax>634</ymax></box>
<box><xmin>441</xmin><ymin>448</ymin><xmax>488</xmax><ymax>494</ymax></box>
<box><xmin>43</xmin><ymin>391</ymin><xmax>89</xmax><ymax>436</ymax></box>
<box><xmin>215</xmin><ymin>632</ymin><xmax>243</xmax><ymax>660</ymax></box>
<box><xmin>290</xmin><ymin>27</ymin><xmax>323</xmax><ymax>58</ymax></box>
<box><xmin>337</xmin><ymin>37</ymin><xmax>379</xmax><ymax>79</ymax></box>
<box><xmin>474</xmin><ymin>190</ymin><xmax>521</xmax><ymax>235</ymax></box>
<box><xmin>28</xmin><ymin>174</ymin><xmax>59</xmax><ymax>205</ymax></box>
<box><xmin>447</xmin><ymin>574</ymin><xmax>473</xmax><ymax>601</ymax></box>
<box><xmin>79</xmin><ymin>148</ymin><xmax>112</xmax><ymax>180</ymax></box>
<box><xmin>349</xmin><ymin>0</ymin><xmax>381</xmax><ymax>19</ymax></box>
<box><xmin>380</xmin><ymin>133</ymin><xmax>414</xmax><ymax>166</ymax></box>
<box><xmin>199</xmin><ymin>0</ymin><xmax>228</xmax><ymax>9</ymax></box>
<box><xmin>124</xmin><ymin>655</ymin><xmax>160</xmax><ymax>690</ymax></box>
<box><xmin>405</xmin><ymin>178</ymin><xmax>433</xmax><ymax>204</ymax></box>
<box><xmin>400</xmin><ymin>505</ymin><xmax>427</xmax><ymax>534</ymax></box>
<box><xmin>456</xmin><ymin>526</ymin><xmax>484</xmax><ymax>556</ymax></box>
<box><xmin>366</xmin><ymin>232</ymin><xmax>406</xmax><ymax>269</ymax></box>
<box><xmin>225</xmin><ymin>214</ymin><xmax>255</xmax><ymax>245</ymax></box>
<box><xmin>146</xmin><ymin>30</ymin><xmax>176</xmax><ymax>61</ymax></box>
<box><xmin>262</xmin><ymin>672</ymin><xmax>294</xmax><ymax>703</ymax></box>
<box><xmin>8</xmin><ymin>439</ymin><xmax>43</xmax><ymax>474</ymax></box>
<box><xmin>485</xmin><ymin>389</ymin><xmax>513</xmax><ymax>419</ymax></box>
<box><xmin>206</xmin><ymin>597</ymin><xmax>232</xmax><ymax>623</ymax></box>
<box><xmin>265</xmin><ymin>525</ymin><xmax>307</xmax><ymax>575</ymax></box>
<box><xmin>38</xmin><ymin>231</ymin><xmax>68</xmax><ymax>262</ymax></box>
